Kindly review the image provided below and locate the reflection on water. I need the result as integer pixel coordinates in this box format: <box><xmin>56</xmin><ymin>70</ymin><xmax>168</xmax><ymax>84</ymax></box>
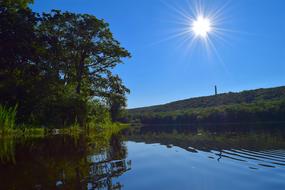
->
<box><xmin>0</xmin><ymin>134</ymin><xmax>131</xmax><ymax>190</ymax></box>
<box><xmin>124</xmin><ymin>124</ymin><xmax>285</xmax><ymax>170</ymax></box>
<box><xmin>121</xmin><ymin>124</ymin><xmax>285</xmax><ymax>190</ymax></box>
<box><xmin>0</xmin><ymin>137</ymin><xmax>16</xmax><ymax>164</ymax></box>
<box><xmin>0</xmin><ymin>123</ymin><xmax>285</xmax><ymax>190</ymax></box>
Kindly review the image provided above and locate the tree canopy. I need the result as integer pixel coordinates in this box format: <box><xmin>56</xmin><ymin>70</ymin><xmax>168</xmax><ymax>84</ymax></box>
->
<box><xmin>0</xmin><ymin>3</ymin><xmax>131</xmax><ymax>127</ymax></box>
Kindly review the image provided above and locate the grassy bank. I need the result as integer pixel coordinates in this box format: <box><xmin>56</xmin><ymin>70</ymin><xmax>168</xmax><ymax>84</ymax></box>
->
<box><xmin>0</xmin><ymin>104</ymin><xmax>128</xmax><ymax>138</ymax></box>
<box><xmin>0</xmin><ymin>121</ymin><xmax>128</xmax><ymax>138</ymax></box>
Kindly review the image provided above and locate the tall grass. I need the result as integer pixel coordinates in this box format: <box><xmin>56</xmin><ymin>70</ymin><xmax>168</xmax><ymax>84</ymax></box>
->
<box><xmin>0</xmin><ymin>105</ymin><xmax>17</xmax><ymax>131</ymax></box>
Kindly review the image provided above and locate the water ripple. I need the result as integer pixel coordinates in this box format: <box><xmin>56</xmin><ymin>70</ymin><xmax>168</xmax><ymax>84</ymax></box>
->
<box><xmin>210</xmin><ymin>148</ymin><xmax>285</xmax><ymax>169</ymax></box>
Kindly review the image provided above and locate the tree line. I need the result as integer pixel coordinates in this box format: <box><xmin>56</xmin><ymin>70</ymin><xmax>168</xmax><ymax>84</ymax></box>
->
<box><xmin>129</xmin><ymin>100</ymin><xmax>285</xmax><ymax>124</ymax></box>
<box><xmin>128</xmin><ymin>87</ymin><xmax>285</xmax><ymax>124</ymax></box>
<box><xmin>0</xmin><ymin>0</ymin><xmax>131</xmax><ymax>127</ymax></box>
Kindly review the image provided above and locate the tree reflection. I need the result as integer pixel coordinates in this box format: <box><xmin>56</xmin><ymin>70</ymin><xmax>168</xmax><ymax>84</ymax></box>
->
<box><xmin>126</xmin><ymin>124</ymin><xmax>285</xmax><ymax>153</ymax></box>
<box><xmin>0</xmin><ymin>133</ymin><xmax>131</xmax><ymax>190</ymax></box>
<box><xmin>87</xmin><ymin>158</ymin><xmax>131</xmax><ymax>189</ymax></box>
<box><xmin>84</xmin><ymin>135</ymin><xmax>131</xmax><ymax>190</ymax></box>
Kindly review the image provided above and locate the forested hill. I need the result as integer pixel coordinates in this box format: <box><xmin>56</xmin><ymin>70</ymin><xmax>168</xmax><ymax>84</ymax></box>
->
<box><xmin>128</xmin><ymin>86</ymin><xmax>285</xmax><ymax>124</ymax></box>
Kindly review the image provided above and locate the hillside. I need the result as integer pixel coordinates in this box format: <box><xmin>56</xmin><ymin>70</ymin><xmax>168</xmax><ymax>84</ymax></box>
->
<box><xmin>128</xmin><ymin>86</ymin><xmax>285</xmax><ymax>124</ymax></box>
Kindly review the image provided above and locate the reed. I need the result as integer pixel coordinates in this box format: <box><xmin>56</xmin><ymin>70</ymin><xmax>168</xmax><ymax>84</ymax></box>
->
<box><xmin>0</xmin><ymin>105</ymin><xmax>17</xmax><ymax>130</ymax></box>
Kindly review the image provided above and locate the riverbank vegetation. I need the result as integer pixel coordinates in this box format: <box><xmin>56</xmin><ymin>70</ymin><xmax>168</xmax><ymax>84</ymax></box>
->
<box><xmin>0</xmin><ymin>0</ymin><xmax>131</xmax><ymax>130</ymax></box>
<box><xmin>128</xmin><ymin>86</ymin><xmax>285</xmax><ymax>124</ymax></box>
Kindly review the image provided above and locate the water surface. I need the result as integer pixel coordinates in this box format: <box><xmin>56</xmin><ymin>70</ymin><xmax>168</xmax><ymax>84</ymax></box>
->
<box><xmin>0</xmin><ymin>124</ymin><xmax>285</xmax><ymax>190</ymax></box>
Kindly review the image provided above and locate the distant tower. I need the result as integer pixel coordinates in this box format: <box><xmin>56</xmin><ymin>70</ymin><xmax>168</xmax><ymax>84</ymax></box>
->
<box><xmin>215</xmin><ymin>85</ymin><xmax>218</xmax><ymax>95</ymax></box>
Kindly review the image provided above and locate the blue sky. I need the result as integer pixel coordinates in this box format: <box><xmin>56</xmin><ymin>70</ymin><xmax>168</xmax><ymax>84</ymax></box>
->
<box><xmin>32</xmin><ymin>0</ymin><xmax>285</xmax><ymax>108</ymax></box>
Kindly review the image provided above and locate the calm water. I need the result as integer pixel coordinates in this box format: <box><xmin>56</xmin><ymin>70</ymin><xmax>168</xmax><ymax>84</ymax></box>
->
<box><xmin>0</xmin><ymin>124</ymin><xmax>285</xmax><ymax>190</ymax></box>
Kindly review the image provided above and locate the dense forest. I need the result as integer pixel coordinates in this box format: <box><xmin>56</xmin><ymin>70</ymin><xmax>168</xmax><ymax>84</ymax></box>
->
<box><xmin>0</xmin><ymin>0</ymin><xmax>131</xmax><ymax>128</ymax></box>
<box><xmin>128</xmin><ymin>86</ymin><xmax>285</xmax><ymax>124</ymax></box>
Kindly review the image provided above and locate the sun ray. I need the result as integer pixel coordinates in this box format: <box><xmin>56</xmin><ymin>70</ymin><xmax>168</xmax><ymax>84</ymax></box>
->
<box><xmin>150</xmin><ymin>0</ymin><xmax>245</xmax><ymax>67</ymax></box>
<box><xmin>148</xmin><ymin>28</ymin><xmax>194</xmax><ymax>47</ymax></box>
<box><xmin>155</xmin><ymin>0</ymin><xmax>235</xmax><ymax>62</ymax></box>
<box><xmin>161</xmin><ymin>0</ymin><xmax>193</xmax><ymax>22</ymax></box>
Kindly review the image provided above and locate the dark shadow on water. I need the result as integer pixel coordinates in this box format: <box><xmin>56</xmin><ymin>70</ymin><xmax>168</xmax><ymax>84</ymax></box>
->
<box><xmin>0</xmin><ymin>134</ymin><xmax>131</xmax><ymax>190</ymax></box>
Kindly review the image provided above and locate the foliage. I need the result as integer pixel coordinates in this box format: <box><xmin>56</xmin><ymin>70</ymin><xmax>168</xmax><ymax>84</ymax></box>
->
<box><xmin>128</xmin><ymin>86</ymin><xmax>285</xmax><ymax>124</ymax></box>
<box><xmin>0</xmin><ymin>0</ymin><xmax>34</xmax><ymax>10</ymax></box>
<box><xmin>87</xmin><ymin>100</ymin><xmax>112</xmax><ymax>126</ymax></box>
<box><xmin>0</xmin><ymin>4</ymin><xmax>130</xmax><ymax>127</ymax></box>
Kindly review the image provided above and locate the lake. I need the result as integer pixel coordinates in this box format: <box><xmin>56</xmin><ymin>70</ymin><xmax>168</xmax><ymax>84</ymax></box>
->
<box><xmin>0</xmin><ymin>123</ymin><xmax>285</xmax><ymax>190</ymax></box>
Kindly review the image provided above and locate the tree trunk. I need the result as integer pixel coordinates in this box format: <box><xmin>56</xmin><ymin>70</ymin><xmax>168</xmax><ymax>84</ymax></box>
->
<box><xmin>76</xmin><ymin>66</ymin><xmax>82</xmax><ymax>94</ymax></box>
<box><xmin>75</xmin><ymin>53</ymin><xmax>86</xmax><ymax>94</ymax></box>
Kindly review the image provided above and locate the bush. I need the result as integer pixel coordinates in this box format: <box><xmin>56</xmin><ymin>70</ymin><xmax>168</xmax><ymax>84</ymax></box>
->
<box><xmin>36</xmin><ymin>94</ymin><xmax>88</xmax><ymax>128</ymax></box>
<box><xmin>87</xmin><ymin>100</ymin><xmax>112</xmax><ymax>127</ymax></box>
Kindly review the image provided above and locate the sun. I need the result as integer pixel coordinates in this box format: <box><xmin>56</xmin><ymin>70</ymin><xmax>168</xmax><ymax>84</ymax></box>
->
<box><xmin>157</xmin><ymin>0</ymin><xmax>231</xmax><ymax>59</ymax></box>
<box><xmin>191</xmin><ymin>15</ymin><xmax>212</xmax><ymax>38</ymax></box>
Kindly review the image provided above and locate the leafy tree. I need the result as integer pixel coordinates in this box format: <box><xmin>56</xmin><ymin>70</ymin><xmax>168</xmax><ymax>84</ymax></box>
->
<box><xmin>40</xmin><ymin>10</ymin><xmax>131</xmax><ymax>95</ymax></box>
<box><xmin>0</xmin><ymin>5</ymin><xmax>131</xmax><ymax>127</ymax></box>
<box><xmin>0</xmin><ymin>3</ymin><xmax>46</xmax><ymax>123</ymax></box>
<box><xmin>101</xmin><ymin>74</ymin><xmax>130</xmax><ymax>121</ymax></box>
<box><xmin>37</xmin><ymin>10</ymin><xmax>131</xmax><ymax>125</ymax></box>
<box><xmin>0</xmin><ymin>0</ymin><xmax>34</xmax><ymax>10</ymax></box>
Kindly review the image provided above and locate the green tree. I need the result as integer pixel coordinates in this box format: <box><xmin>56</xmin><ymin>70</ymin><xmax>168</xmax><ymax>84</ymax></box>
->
<box><xmin>0</xmin><ymin>5</ymin><xmax>131</xmax><ymax>127</ymax></box>
<box><xmin>102</xmin><ymin>74</ymin><xmax>130</xmax><ymax>121</ymax></box>
<box><xmin>40</xmin><ymin>10</ymin><xmax>131</xmax><ymax>95</ymax></box>
<box><xmin>0</xmin><ymin>0</ymin><xmax>34</xmax><ymax>10</ymax></box>
<box><xmin>0</xmin><ymin>3</ymin><xmax>46</xmax><ymax>123</ymax></box>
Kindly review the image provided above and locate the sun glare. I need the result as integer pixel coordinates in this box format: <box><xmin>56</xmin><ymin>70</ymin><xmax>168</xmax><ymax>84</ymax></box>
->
<box><xmin>191</xmin><ymin>15</ymin><xmax>212</xmax><ymax>38</ymax></box>
<box><xmin>157</xmin><ymin>0</ymin><xmax>233</xmax><ymax>61</ymax></box>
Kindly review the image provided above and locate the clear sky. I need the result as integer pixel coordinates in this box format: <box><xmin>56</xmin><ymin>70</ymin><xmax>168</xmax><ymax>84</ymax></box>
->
<box><xmin>32</xmin><ymin>0</ymin><xmax>285</xmax><ymax>108</ymax></box>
